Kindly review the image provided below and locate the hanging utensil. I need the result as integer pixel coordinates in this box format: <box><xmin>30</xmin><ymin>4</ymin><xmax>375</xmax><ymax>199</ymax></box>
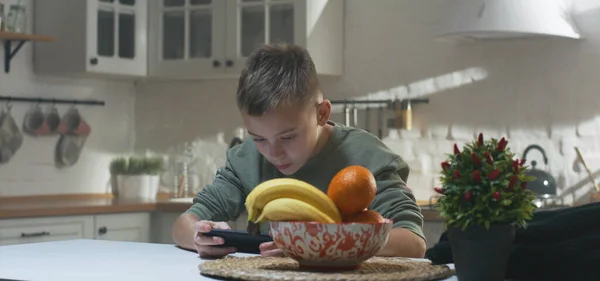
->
<box><xmin>574</xmin><ymin>147</ymin><xmax>600</xmax><ymax>192</ymax></box>
<box><xmin>402</xmin><ymin>100</ymin><xmax>412</xmax><ymax>130</ymax></box>
<box><xmin>365</xmin><ymin>105</ymin><xmax>371</xmax><ymax>133</ymax></box>
<box><xmin>377</xmin><ymin>104</ymin><xmax>383</xmax><ymax>139</ymax></box>
<box><xmin>392</xmin><ymin>99</ymin><xmax>413</xmax><ymax>130</ymax></box>
<box><xmin>344</xmin><ymin>101</ymin><xmax>351</xmax><ymax>126</ymax></box>
<box><xmin>574</xmin><ymin>147</ymin><xmax>600</xmax><ymax>206</ymax></box>
<box><xmin>352</xmin><ymin>104</ymin><xmax>358</xmax><ymax>127</ymax></box>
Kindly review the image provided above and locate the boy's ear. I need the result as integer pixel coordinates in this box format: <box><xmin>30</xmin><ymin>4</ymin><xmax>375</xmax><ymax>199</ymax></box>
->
<box><xmin>316</xmin><ymin>100</ymin><xmax>331</xmax><ymax>126</ymax></box>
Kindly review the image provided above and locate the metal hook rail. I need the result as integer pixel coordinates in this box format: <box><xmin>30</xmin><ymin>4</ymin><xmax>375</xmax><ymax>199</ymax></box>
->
<box><xmin>0</xmin><ymin>95</ymin><xmax>106</xmax><ymax>106</ymax></box>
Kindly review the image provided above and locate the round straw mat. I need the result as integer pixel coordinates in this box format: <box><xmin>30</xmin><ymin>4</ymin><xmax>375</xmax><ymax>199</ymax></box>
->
<box><xmin>199</xmin><ymin>256</ymin><xmax>455</xmax><ymax>281</ymax></box>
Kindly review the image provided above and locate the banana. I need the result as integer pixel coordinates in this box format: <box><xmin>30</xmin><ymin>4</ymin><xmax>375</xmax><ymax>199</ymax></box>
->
<box><xmin>245</xmin><ymin>178</ymin><xmax>342</xmax><ymax>223</ymax></box>
<box><xmin>255</xmin><ymin>198</ymin><xmax>337</xmax><ymax>223</ymax></box>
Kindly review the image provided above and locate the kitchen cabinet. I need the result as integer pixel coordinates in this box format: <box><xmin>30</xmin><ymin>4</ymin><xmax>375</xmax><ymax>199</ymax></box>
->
<box><xmin>33</xmin><ymin>0</ymin><xmax>147</xmax><ymax>77</ymax></box>
<box><xmin>94</xmin><ymin>212</ymin><xmax>151</xmax><ymax>243</ymax></box>
<box><xmin>147</xmin><ymin>0</ymin><xmax>343</xmax><ymax>79</ymax></box>
<box><xmin>0</xmin><ymin>215</ymin><xmax>94</xmax><ymax>246</ymax></box>
<box><xmin>0</xmin><ymin>212</ymin><xmax>151</xmax><ymax>246</ymax></box>
<box><xmin>32</xmin><ymin>0</ymin><xmax>342</xmax><ymax>80</ymax></box>
<box><xmin>150</xmin><ymin>211</ymin><xmax>180</xmax><ymax>244</ymax></box>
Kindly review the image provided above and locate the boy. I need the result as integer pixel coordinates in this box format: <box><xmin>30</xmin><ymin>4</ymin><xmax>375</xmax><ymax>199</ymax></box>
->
<box><xmin>172</xmin><ymin>43</ymin><xmax>426</xmax><ymax>259</ymax></box>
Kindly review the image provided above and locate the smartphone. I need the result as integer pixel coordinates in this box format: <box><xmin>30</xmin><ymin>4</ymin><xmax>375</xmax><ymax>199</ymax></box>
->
<box><xmin>203</xmin><ymin>229</ymin><xmax>273</xmax><ymax>254</ymax></box>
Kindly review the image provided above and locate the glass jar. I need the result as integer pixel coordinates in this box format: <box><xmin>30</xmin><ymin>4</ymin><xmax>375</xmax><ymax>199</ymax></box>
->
<box><xmin>6</xmin><ymin>5</ymin><xmax>26</xmax><ymax>33</ymax></box>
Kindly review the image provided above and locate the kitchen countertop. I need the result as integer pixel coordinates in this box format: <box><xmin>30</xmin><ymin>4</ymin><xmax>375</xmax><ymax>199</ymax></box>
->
<box><xmin>0</xmin><ymin>239</ymin><xmax>458</xmax><ymax>281</ymax></box>
<box><xmin>0</xmin><ymin>194</ymin><xmax>443</xmax><ymax>221</ymax></box>
<box><xmin>0</xmin><ymin>194</ymin><xmax>195</xmax><ymax>219</ymax></box>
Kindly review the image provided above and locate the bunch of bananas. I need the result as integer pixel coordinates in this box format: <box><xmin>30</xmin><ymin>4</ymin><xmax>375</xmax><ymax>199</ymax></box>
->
<box><xmin>245</xmin><ymin>178</ymin><xmax>342</xmax><ymax>224</ymax></box>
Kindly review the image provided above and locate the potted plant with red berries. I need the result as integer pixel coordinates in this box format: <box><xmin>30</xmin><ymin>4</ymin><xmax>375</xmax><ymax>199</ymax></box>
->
<box><xmin>434</xmin><ymin>133</ymin><xmax>536</xmax><ymax>281</ymax></box>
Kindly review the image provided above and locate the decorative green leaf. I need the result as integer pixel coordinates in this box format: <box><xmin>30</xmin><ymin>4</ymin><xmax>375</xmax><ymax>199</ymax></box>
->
<box><xmin>436</xmin><ymin>133</ymin><xmax>536</xmax><ymax>230</ymax></box>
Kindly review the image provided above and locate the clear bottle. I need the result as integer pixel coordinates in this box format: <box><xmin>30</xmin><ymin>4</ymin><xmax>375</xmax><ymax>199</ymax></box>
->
<box><xmin>173</xmin><ymin>162</ymin><xmax>189</xmax><ymax>198</ymax></box>
<box><xmin>6</xmin><ymin>5</ymin><xmax>26</xmax><ymax>33</ymax></box>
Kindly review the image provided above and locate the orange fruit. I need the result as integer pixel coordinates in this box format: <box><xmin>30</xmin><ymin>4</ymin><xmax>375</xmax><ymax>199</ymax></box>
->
<box><xmin>327</xmin><ymin>165</ymin><xmax>377</xmax><ymax>215</ymax></box>
<box><xmin>343</xmin><ymin>210</ymin><xmax>385</xmax><ymax>223</ymax></box>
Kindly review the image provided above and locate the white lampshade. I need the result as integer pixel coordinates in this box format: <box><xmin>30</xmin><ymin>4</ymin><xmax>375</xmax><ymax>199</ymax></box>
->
<box><xmin>438</xmin><ymin>0</ymin><xmax>581</xmax><ymax>41</ymax></box>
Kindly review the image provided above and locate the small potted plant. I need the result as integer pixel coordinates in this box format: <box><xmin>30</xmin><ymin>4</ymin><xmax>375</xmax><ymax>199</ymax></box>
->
<box><xmin>109</xmin><ymin>156</ymin><xmax>164</xmax><ymax>200</ymax></box>
<box><xmin>109</xmin><ymin>157</ymin><xmax>128</xmax><ymax>196</ymax></box>
<box><xmin>434</xmin><ymin>133</ymin><xmax>536</xmax><ymax>281</ymax></box>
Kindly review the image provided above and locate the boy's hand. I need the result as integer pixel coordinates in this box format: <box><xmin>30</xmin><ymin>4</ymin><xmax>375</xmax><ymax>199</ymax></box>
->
<box><xmin>194</xmin><ymin>220</ymin><xmax>236</xmax><ymax>258</ymax></box>
<box><xmin>259</xmin><ymin>242</ymin><xmax>284</xmax><ymax>257</ymax></box>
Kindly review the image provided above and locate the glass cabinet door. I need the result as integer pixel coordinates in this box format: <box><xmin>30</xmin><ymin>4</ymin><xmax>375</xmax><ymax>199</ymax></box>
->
<box><xmin>162</xmin><ymin>0</ymin><xmax>214</xmax><ymax>60</ymax></box>
<box><xmin>88</xmin><ymin>0</ymin><xmax>147</xmax><ymax>76</ymax></box>
<box><xmin>225</xmin><ymin>0</ymin><xmax>300</xmax><ymax>74</ymax></box>
<box><xmin>156</xmin><ymin>0</ymin><xmax>226</xmax><ymax>76</ymax></box>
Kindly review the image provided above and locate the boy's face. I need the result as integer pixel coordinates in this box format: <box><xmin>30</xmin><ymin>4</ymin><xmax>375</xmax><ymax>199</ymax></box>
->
<box><xmin>241</xmin><ymin>101</ymin><xmax>331</xmax><ymax>175</ymax></box>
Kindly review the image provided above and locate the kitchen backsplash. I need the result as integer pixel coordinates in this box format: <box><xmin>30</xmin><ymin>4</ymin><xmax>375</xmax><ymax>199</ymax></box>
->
<box><xmin>135</xmin><ymin>0</ymin><xmax>600</xmax><ymax>205</ymax></box>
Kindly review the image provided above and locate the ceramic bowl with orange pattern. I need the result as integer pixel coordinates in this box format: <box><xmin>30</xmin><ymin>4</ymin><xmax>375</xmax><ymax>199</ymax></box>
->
<box><xmin>269</xmin><ymin>219</ymin><xmax>393</xmax><ymax>271</ymax></box>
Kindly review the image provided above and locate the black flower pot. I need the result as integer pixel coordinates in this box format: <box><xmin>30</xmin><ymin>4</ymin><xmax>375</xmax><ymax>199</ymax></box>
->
<box><xmin>447</xmin><ymin>223</ymin><xmax>515</xmax><ymax>281</ymax></box>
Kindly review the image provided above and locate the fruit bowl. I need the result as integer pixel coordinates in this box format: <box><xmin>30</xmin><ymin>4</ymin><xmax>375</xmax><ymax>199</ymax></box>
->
<box><xmin>270</xmin><ymin>219</ymin><xmax>393</xmax><ymax>271</ymax></box>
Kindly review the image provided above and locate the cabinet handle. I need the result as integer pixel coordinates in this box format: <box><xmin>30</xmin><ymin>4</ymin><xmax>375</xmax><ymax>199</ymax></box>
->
<box><xmin>21</xmin><ymin>231</ymin><xmax>50</xmax><ymax>238</ymax></box>
<box><xmin>212</xmin><ymin>60</ymin><xmax>221</xmax><ymax>67</ymax></box>
<box><xmin>98</xmin><ymin>226</ymin><xmax>108</xmax><ymax>235</ymax></box>
<box><xmin>90</xmin><ymin>58</ymin><xmax>98</xmax><ymax>65</ymax></box>
<box><xmin>226</xmin><ymin>60</ymin><xmax>234</xmax><ymax>67</ymax></box>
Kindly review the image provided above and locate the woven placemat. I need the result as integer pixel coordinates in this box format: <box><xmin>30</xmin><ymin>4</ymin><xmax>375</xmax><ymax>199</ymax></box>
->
<box><xmin>199</xmin><ymin>256</ymin><xmax>455</xmax><ymax>281</ymax></box>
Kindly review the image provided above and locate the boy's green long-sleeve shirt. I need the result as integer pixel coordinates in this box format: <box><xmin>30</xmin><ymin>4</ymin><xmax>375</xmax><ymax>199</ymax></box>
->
<box><xmin>185</xmin><ymin>121</ymin><xmax>425</xmax><ymax>240</ymax></box>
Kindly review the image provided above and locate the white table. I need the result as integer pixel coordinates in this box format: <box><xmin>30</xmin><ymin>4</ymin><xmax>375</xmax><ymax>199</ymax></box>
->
<box><xmin>0</xmin><ymin>240</ymin><xmax>457</xmax><ymax>281</ymax></box>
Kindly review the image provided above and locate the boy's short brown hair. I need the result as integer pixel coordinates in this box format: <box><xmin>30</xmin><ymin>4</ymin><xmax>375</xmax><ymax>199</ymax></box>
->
<box><xmin>236</xmin><ymin>43</ymin><xmax>320</xmax><ymax>116</ymax></box>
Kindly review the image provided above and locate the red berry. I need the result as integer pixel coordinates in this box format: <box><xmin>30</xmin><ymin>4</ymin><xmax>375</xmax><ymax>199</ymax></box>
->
<box><xmin>484</xmin><ymin>152</ymin><xmax>494</xmax><ymax>164</ymax></box>
<box><xmin>471</xmin><ymin>153</ymin><xmax>482</xmax><ymax>166</ymax></box>
<box><xmin>464</xmin><ymin>190</ymin><xmax>472</xmax><ymax>201</ymax></box>
<box><xmin>497</xmin><ymin>137</ymin><xmax>508</xmax><ymax>152</ymax></box>
<box><xmin>473</xmin><ymin>170</ymin><xmax>481</xmax><ymax>183</ymax></box>
<box><xmin>493</xmin><ymin>192</ymin><xmax>501</xmax><ymax>201</ymax></box>
<box><xmin>508</xmin><ymin>176</ymin><xmax>518</xmax><ymax>191</ymax></box>
<box><xmin>488</xmin><ymin>169</ymin><xmax>500</xmax><ymax>181</ymax></box>
<box><xmin>441</xmin><ymin>161</ymin><xmax>451</xmax><ymax>172</ymax></box>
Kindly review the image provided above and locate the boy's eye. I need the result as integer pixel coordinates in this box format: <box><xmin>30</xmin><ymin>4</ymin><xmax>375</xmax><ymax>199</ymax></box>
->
<box><xmin>281</xmin><ymin>135</ymin><xmax>295</xmax><ymax>140</ymax></box>
<box><xmin>253</xmin><ymin>138</ymin><xmax>265</xmax><ymax>142</ymax></box>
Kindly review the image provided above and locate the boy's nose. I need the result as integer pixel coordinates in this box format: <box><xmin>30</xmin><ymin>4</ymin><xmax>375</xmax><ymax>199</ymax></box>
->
<box><xmin>267</xmin><ymin>144</ymin><xmax>285</xmax><ymax>158</ymax></box>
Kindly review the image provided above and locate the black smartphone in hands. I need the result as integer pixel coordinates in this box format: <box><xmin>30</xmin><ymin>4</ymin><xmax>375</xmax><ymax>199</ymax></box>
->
<box><xmin>203</xmin><ymin>229</ymin><xmax>273</xmax><ymax>254</ymax></box>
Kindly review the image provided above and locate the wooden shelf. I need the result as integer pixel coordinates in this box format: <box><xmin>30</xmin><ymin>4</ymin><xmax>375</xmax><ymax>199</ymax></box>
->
<box><xmin>0</xmin><ymin>31</ymin><xmax>56</xmax><ymax>73</ymax></box>
<box><xmin>0</xmin><ymin>31</ymin><xmax>56</xmax><ymax>42</ymax></box>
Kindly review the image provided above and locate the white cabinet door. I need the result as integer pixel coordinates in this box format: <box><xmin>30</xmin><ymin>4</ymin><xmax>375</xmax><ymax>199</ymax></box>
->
<box><xmin>150</xmin><ymin>212</ymin><xmax>180</xmax><ymax>244</ymax></box>
<box><xmin>148</xmin><ymin>0</ymin><xmax>227</xmax><ymax>79</ymax></box>
<box><xmin>86</xmin><ymin>0</ymin><xmax>148</xmax><ymax>76</ymax></box>
<box><xmin>94</xmin><ymin>213</ymin><xmax>151</xmax><ymax>243</ymax></box>
<box><xmin>33</xmin><ymin>0</ymin><xmax>147</xmax><ymax>78</ymax></box>
<box><xmin>224</xmin><ymin>0</ymin><xmax>303</xmax><ymax>75</ymax></box>
<box><xmin>0</xmin><ymin>216</ymin><xmax>94</xmax><ymax>246</ymax></box>
<box><xmin>224</xmin><ymin>0</ymin><xmax>343</xmax><ymax>77</ymax></box>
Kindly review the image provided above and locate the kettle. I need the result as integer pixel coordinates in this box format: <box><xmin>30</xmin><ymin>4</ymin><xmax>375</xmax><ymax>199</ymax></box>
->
<box><xmin>522</xmin><ymin>144</ymin><xmax>557</xmax><ymax>196</ymax></box>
